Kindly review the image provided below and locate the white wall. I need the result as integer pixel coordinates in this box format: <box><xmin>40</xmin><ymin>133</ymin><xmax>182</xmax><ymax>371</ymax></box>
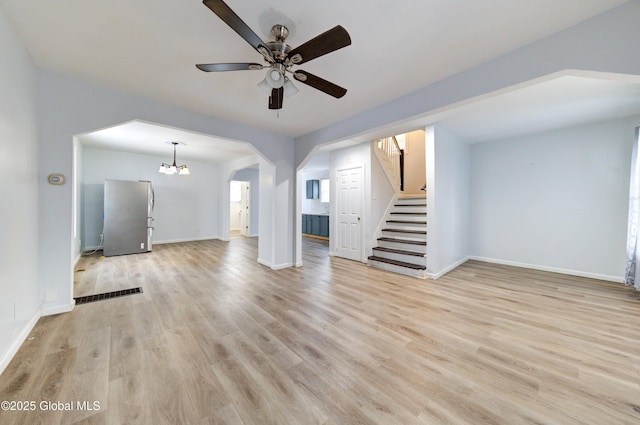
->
<box><xmin>73</xmin><ymin>139</ymin><xmax>83</xmax><ymax>261</ymax></box>
<box><xmin>230</xmin><ymin>181</ymin><xmax>242</xmax><ymax>230</ymax></box>
<box><xmin>369</xmin><ymin>144</ymin><xmax>396</xmax><ymax>255</ymax></box>
<box><xmin>258</xmin><ymin>159</ymin><xmax>275</xmax><ymax>266</ymax></box>
<box><xmin>0</xmin><ymin>7</ymin><xmax>41</xmax><ymax>374</ymax></box>
<box><xmin>426</xmin><ymin>126</ymin><xmax>471</xmax><ymax>277</ymax></box>
<box><xmin>470</xmin><ymin>116</ymin><xmax>637</xmax><ymax>280</ymax></box>
<box><xmin>232</xmin><ymin>168</ymin><xmax>259</xmax><ymax>236</ymax></box>
<box><xmin>82</xmin><ymin>148</ymin><xmax>222</xmax><ymax>249</ymax></box>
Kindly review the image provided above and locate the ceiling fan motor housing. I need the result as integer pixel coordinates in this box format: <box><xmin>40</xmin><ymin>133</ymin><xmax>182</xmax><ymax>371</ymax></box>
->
<box><xmin>267</xmin><ymin>25</ymin><xmax>291</xmax><ymax>61</ymax></box>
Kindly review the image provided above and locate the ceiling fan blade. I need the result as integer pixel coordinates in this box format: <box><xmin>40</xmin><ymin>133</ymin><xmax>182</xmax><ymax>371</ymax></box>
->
<box><xmin>202</xmin><ymin>0</ymin><xmax>272</xmax><ymax>60</ymax></box>
<box><xmin>268</xmin><ymin>87</ymin><xmax>284</xmax><ymax>110</ymax></box>
<box><xmin>196</xmin><ymin>63</ymin><xmax>263</xmax><ymax>72</ymax></box>
<box><xmin>288</xmin><ymin>25</ymin><xmax>351</xmax><ymax>65</ymax></box>
<box><xmin>293</xmin><ymin>70</ymin><xmax>347</xmax><ymax>98</ymax></box>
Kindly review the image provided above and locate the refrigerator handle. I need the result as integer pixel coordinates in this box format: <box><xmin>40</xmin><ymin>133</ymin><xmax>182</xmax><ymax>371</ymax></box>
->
<box><xmin>151</xmin><ymin>184</ymin><xmax>155</xmax><ymax>212</ymax></box>
<box><xmin>139</xmin><ymin>180</ymin><xmax>155</xmax><ymax>213</ymax></box>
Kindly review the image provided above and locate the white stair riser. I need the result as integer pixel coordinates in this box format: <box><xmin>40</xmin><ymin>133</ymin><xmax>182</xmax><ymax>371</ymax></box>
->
<box><xmin>388</xmin><ymin>215</ymin><xmax>427</xmax><ymax>222</ymax></box>
<box><xmin>367</xmin><ymin>260</ymin><xmax>428</xmax><ymax>279</ymax></box>
<box><xmin>393</xmin><ymin>206</ymin><xmax>427</xmax><ymax>214</ymax></box>
<box><xmin>396</xmin><ymin>196</ymin><xmax>427</xmax><ymax>204</ymax></box>
<box><xmin>385</xmin><ymin>224</ymin><xmax>427</xmax><ymax>232</ymax></box>
<box><xmin>372</xmin><ymin>250</ymin><xmax>426</xmax><ymax>265</ymax></box>
<box><xmin>382</xmin><ymin>230</ymin><xmax>427</xmax><ymax>240</ymax></box>
<box><xmin>378</xmin><ymin>240</ymin><xmax>427</xmax><ymax>253</ymax></box>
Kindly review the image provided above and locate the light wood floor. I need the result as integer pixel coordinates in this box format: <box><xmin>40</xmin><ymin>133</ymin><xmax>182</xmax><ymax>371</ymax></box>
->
<box><xmin>1</xmin><ymin>238</ymin><xmax>639</xmax><ymax>424</ymax></box>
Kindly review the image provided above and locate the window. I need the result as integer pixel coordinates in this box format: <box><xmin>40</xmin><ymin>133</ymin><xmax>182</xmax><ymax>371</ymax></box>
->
<box><xmin>320</xmin><ymin>179</ymin><xmax>330</xmax><ymax>203</ymax></box>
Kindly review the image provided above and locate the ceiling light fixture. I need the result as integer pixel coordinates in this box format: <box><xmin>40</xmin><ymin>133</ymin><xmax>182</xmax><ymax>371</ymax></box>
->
<box><xmin>158</xmin><ymin>141</ymin><xmax>190</xmax><ymax>175</ymax></box>
<box><xmin>259</xmin><ymin>72</ymin><xmax>298</xmax><ymax>97</ymax></box>
<box><xmin>264</xmin><ymin>63</ymin><xmax>285</xmax><ymax>89</ymax></box>
<box><xmin>283</xmin><ymin>77</ymin><xmax>299</xmax><ymax>97</ymax></box>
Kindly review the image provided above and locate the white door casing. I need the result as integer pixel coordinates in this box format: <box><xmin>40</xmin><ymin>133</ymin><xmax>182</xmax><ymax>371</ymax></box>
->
<box><xmin>240</xmin><ymin>182</ymin><xmax>250</xmax><ymax>236</ymax></box>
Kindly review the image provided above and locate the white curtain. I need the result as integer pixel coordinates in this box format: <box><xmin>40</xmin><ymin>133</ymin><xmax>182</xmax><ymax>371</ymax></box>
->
<box><xmin>625</xmin><ymin>126</ymin><xmax>640</xmax><ymax>290</ymax></box>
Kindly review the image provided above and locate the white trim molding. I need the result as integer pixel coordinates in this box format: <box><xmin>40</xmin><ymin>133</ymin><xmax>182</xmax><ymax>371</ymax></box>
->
<box><xmin>469</xmin><ymin>256</ymin><xmax>624</xmax><ymax>283</ymax></box>
<box><xmin>0</xmin><ymin>309</ymin><xmax>41</xmax><ymax>375</ymax></box>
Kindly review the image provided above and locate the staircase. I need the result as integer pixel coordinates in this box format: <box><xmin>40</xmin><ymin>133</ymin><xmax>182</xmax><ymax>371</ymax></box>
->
<box><xmin>368</xmin><ymin>196</ymin><xmax>427</xmax><ymax>278</ymax></box>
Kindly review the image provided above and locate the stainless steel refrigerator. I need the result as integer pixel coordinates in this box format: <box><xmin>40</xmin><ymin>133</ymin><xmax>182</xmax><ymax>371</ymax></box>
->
<box><xmin>103</xmin><ymin>179</ymin><xmax>154</xmax><ymax>256</ymax></box>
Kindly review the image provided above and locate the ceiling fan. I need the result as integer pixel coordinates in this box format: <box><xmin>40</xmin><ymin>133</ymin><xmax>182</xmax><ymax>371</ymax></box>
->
<box><xmin>196</xmin><ymin>0</ymin><xmax>351</xmax><ymax>110</ymax></box>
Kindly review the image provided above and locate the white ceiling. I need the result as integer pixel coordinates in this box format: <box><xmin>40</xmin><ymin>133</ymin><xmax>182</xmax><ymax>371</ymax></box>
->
<box><xmin>1</xmin><ymin>0</ymin><xmax>634</xmax><ymax>141</ymax></box>
<box><xmin>78</xmin><ymin>121</ymin><xmax>257</xmax><ymax>164</ymax></box>
<box><xmin>421</xmin><ymin>73</ymin><xmax>640</xmax><ymax>144</ymax></box>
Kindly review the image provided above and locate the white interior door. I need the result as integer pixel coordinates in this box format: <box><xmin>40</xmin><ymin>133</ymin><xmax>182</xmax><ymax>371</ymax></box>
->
<box><xmin>336</xmin><ymin>166</ymin><xmax>363</xmax><ymax>261</ymax></box>
<box><xmin>240</xmin><ymin>182</ymin><xmax>250</xmax><ymax>236</ymax></box>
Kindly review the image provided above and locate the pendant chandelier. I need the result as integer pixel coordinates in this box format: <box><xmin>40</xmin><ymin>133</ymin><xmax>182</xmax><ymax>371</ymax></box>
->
<box><xmin>158</xmin><ymin>141</ymin><xmax>190</xmax><ymax>175</ymax></box>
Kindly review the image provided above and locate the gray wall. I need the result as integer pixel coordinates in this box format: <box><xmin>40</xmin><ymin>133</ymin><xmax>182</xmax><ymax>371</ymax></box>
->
<box><xmin>426</xmin><ymin>126</ymin><xmax>471</xmax><ymax>277</ymax></box>
<box><xmin>0</xmin><ymin>6</ymin><xmax>41</xmax><ymax>373</ymax></box>
<box><xmin>469</xmin><ymin>116</ymin><xmax>637</xmax><ymax>280</ymax></box>
<box><xmin>37</xmin><ymin>70</ymin><xmax>294</xmax><ymax>315</ymax></box>
<box><xmin>82</xmin><ymin>147</ymin><xmax>223</xmax><ymax>249</ymax></box>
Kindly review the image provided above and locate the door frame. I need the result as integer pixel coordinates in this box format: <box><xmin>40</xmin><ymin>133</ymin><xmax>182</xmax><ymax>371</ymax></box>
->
<box><xmin>240</xmin><ymin>182</ymin><xmax>250</xmax><ymax>236</ymax></box>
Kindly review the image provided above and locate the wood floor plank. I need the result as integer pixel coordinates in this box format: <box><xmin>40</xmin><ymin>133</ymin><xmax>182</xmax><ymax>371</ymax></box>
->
<box><xmin>1</xmin><ymin>239</ymin><xmax>640</xmax><ymax>424</ymax></box>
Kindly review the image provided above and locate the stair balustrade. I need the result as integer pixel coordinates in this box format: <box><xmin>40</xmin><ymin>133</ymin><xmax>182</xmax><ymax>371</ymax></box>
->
<box><xmin>375</xmin><ymin>136</ymin><xmax>404</xmax><ymax>191</ymax></box>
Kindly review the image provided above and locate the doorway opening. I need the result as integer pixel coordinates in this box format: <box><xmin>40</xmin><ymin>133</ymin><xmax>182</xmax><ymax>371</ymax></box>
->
<box><xmin>230</xmin><ymin>180</ymin><xmax>250</xmax><ymax>239</ymax></box>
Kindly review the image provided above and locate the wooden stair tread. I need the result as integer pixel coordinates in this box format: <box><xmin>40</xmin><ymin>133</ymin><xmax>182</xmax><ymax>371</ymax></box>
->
<box><xmin>390</xmin><ymin>212</ymin><xmax>426</xmax><ymax>215</ymax></box>
<box><xmin>368</xmin><ymin>256</ymin><xmax>426</xmax><ymax>270</ymax></box>
<box><xmin>378</xmin><ymin>237</ymin><xmax>426</xmax><ymax>246</ymax></box>
<box><xmin>372</xmin><ymin>247</ymin><xmax>425</xmax><ymax>257</ymax></box>
<box><xmin>387</xmin><ymin>220</ymin><xmax>427</xmax><ymax>225</ymax></box>
<box><xmin>394</xmin><ymin>203</ymin><xmax>426</xmax><ymax>207</ymax></box>
<box><xmin>382</xmin><ymin>228</ymin><xmax>427</xmax><ymax>235</ymax></box>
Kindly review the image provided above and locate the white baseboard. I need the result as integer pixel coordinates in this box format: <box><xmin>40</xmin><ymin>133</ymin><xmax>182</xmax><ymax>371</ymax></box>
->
<box><xmin>41</xmin><ymin>301</ymin><xmax>75</xmax><ymax>317</ymax></box>
<box><xmin>0</xmin><ymin>309</ymin><xmax>41</xmax><ymax>376</ymax></box>
<box><xmin>427</xmin><ymin>256</ymin><xmax>471</xmax><ymax>279</ymax></box>
<box><xmin>257</xmin><ymin>258</ymin><xmax>293</xmax><ymax>270</ymax></box>
<box><xmin>153</xmin><ymin>236</ymin><xmax>221</xmax><ymax>245</ymax></box>
<box><xmin>271</xmin><ymin>262</ymin><xmax>294</xmax><ymax>270</ymax></box>
<box><xmin>468</xmin><ymin>256</ymin><xmax>624</xmax><ymax>283</ymax></box>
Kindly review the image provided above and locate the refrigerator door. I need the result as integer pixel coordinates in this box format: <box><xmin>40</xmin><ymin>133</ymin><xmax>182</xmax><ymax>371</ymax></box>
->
<box><xmin>104</xmin><ymin>180</ymin><xmax>151</xmax><ymax>256</ymax></box>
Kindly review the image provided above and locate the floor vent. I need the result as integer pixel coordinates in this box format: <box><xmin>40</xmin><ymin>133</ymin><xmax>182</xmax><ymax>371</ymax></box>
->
<box><xmin>74</xmin><ymin>287</ymin><xmax>143</xmax><ymax>305</ymax></box>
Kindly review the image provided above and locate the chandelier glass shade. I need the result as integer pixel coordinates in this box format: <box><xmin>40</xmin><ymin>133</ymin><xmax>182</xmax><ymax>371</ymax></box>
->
<box><xmin>159</xmin><ymin>142</ymin><xmax>190</xmax><ymax>175</ymax></box>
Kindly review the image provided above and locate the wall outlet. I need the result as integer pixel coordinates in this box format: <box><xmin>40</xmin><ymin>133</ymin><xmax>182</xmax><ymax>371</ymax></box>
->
<box><xmin>140</xmin><ymin>242</ymin><xmax>145</xmax><ymax>249</ymax></box>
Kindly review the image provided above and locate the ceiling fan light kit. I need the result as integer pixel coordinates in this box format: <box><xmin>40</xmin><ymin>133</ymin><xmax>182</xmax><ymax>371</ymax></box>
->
<box><xmin>196</xmin><ymin>0</ymin><xmax>351</xmax><ymax>110</ymax></box>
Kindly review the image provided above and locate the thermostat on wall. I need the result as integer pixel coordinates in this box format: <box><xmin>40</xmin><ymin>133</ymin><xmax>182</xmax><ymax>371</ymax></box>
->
<box><xmin>47</xmin><ymin>174</ymin><xmax>66</xmax><ymax>185</ymax></box>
